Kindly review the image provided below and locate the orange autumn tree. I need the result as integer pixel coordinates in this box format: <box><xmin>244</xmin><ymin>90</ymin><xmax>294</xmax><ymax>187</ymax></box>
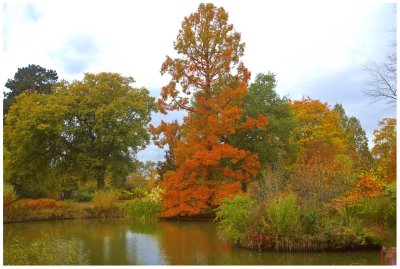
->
<box><xmin>151</xmin><ymin>3</ymin><xmax>267</xmax><ymax>218</ymax></box>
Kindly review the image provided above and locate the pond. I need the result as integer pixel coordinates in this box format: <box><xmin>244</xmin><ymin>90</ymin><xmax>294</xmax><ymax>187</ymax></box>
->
<box><xmin>4</xmin><ymin>219</ymin><xmax>382</xmax><ymax>265</ymax></box>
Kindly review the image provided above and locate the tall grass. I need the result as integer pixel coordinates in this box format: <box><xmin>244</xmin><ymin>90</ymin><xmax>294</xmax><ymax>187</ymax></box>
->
<box><xmin>4</xmin><ymin>198</ymin><xmax>68</xmax><ymax>222</ymax></box>
<box><xmin>91</xmin><ymin>190</ymin><xmax>118</xmax><ymax>212</ymax></box>
<box><xmin>125</xmin><ymin>198</ymin><xmax>162</xmax><ymax>221</ymax></box>
<box><xmin>266</xmin><ymin>192</ymin><xmax>300</xmax><ymax>236</ymax></box>
<box><xmin>14</xmin><ymin>198</ymin><xmax>66</xmax><ymax>210</ymax></box>
<box><xmin>4</xmin><ymin>233</ymin><xmax>89</xmax><ymax>265</ymax></box>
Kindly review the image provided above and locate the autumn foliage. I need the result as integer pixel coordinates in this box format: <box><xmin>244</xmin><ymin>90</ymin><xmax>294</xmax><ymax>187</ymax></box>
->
<box><xmin>291</xmin><ymin>145</ymin><xmax>351</xmax><ymax>203</ymax></box>
<box><xmin>334</xmin><ymin>173</ymin><xmax>385</xmax><ymax>207</ymax></box>
<box><xmin>1</xmin><ymin>3</ymin><xmax>395</xmax><ymax>255</ymax></box>
<box><xmin>289</xmin><ymin>99</ymin><xmax>353</xmax><ymax>202</ymax></box>
<box><xmin>371</xmin><ymin>118</ymin><xmax>397</xmax><ymax>181</ymax></box>
<box><xmin>289</xmin><ymin>98</ymin><xmax>346</xmax><ymax>157</ymax></box>
<box><xmin>152</xmin><ymin>3</ymin><xmax>267</xmax><ymax>218</ymax></box>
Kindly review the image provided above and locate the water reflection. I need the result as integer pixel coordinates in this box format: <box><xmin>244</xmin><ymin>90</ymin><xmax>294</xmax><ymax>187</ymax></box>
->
<box><xmin>3</xmin><ymin>219</ymin><xmax>381</xmax><ymax>265</ymax></box>
<box><xmin>125</xmin><ymin>231</ymin><xmax>166</xmax><ymax>265</ymax></box>
<box><xmin>157</xmin><ymin>221</ymin><xmax>231</xmax><ymax>265</ymax></box>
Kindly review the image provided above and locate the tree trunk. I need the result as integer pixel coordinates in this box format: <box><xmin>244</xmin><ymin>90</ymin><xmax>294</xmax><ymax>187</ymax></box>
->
<box><xmin>241</xmin><ymin>182</ymin><xmax>247</xmax><ymax>192</ymax></box>
<box><xmin>96</xmin><ymin>166</ymin><xmax>106</xmax><ymax>190</ymax></box>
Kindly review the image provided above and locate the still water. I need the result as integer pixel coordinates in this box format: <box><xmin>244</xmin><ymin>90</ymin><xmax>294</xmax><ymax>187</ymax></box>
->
<box><xmin>4</xmin><ymin>219</ymin><xmax>381</xmax><ymax>265</ymax></box>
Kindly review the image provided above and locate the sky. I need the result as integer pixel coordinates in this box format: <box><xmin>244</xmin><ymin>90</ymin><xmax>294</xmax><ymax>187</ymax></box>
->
<box><xmin>2</xmin><ymin>0</ymin><xmax>397</xmax><ymax>162</ymax></box>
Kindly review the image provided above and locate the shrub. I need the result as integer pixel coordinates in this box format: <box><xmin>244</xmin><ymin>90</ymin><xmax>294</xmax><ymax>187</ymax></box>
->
<box><xmin>4</xmin><ymin>234</ymin><xmax>89</xmax><ymax>265</ymax></box>
<box><xmin>300</xmin><ymin>205</ymin><xmax>320</xmax><ymax>235</ymax></box>
<box><xmin>215</xmin><ymin>194</ymin><xmax>255</xmax><ymax>243</ymax></box>
<box><xmin>60</xmin><ymin>179</ymin><xmax>79</xmax><ymax>199</ymax></box>
<box><xmin>69</xmin><ymin>181</ymin><xmax>97</xmax><ymax>202</ymax></box>
<box><xmin>247</xmin><ymin>203</ymin><xmax>268</xmax><ymax>234</ymax></box>
<box><xmin>384</xmin><ymin>199</ymin><xmax>396</xmax><ymax>229</ymax></box>
<box><xmin>266</xmin><ymin>192</ymin><xmax>300</xmax><ymax>236</ymax></box>
<box><xmin>125</xmin><ymin>198</ymin><xmax>162</xmax><ymax>220</ymax></box>
<box><xmin>357</xmin><ymin>197</ymin><xmax>388</xmax><ymax>225</ymax></box>
<box><xmin>249</xmin><ymin>166</ymin><xmax>285</xmax><ymax>203</ymax></box>
<box><xmin>146</xmin><ymin>185</ymin><xmax>163</xmax><ymax>203</ymax></box>
<box><xmin>79</xmin><ymin>191</ymin><xmax>94</xmax><ymax>202</ymax></box>
<box><xmin>383</xmin><ymin>181</ymin><xmax>396</xmax><ymax>229</ymax></box>
<box><xmin>91</xmin><ymin>190</ymin><xmax>118</xmax><ymax>212</ymax></box>
<box><xmin>4</xmin><ymin>182</ymin><xmax>17</xmax><ymax>206</ymax></box>
<box><xmin>115</xmin><ymin>189</ymin><xmax>135</xmax><ymax>200</ymax></box>
<box><xmin>362</xmin><ymin>228</ymin><xmax>385</xmax><ymax>246</ymax></box>
<box><xmin>80</xmin><ymin>181</ymin><xmax>98</xmax><ymax>193</ymax></box>
<box><xmin>316</xmin><ymin>211</ymin><xmax>375</xmax><ymax>249</ymax></box>
<box><xmin>131</xmin><ymin>187</ymin><xmax>148</xmax><ymax>199</ymax></box>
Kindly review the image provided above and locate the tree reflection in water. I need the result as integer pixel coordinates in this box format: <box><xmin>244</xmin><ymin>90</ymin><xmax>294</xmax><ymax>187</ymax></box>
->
<box><xmin>4</xmin><ymin>219</ymin><xmax>381</xmax><ymax>265</ymax></box>
<box><xmin>157</xmin><ymin>221</ymin><xmax>231</xmax><ymax>265</ymax></box>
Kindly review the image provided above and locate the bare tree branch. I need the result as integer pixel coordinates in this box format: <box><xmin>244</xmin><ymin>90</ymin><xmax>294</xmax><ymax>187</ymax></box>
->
<box><xmin>363</xmin><ymin>44</ymin><xmax>397</xmax><ymax>105</ymax></box>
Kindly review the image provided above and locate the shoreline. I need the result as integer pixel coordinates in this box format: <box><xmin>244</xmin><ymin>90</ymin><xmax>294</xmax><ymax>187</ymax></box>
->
<box><xmin>4</xmin><ymin>212</ymin><xmax>392</xmax><ymax>253</ymax></box>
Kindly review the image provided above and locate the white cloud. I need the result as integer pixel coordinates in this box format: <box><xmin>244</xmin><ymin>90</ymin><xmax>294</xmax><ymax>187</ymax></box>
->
<box><xmin>2</xmin><ymin>1</ymin><xmax>396</xmax><ymax>161</ymax></box>
<box><xmin>51</xmin><ymin>35</ymin><xmax>100</xmax><ymax>74</ymax></box>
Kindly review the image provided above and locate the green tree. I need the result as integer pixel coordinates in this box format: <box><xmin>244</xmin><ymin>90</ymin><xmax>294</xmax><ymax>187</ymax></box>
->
<box><xmin>57</xmin><ymin>73</ymin><xmax>157</xmax><ymax>189</ymax></box>
<box><xmin>227</xmin><ymin>72</ymin><xmax>297</xmax><ymax>170</ymax></box>
<box><xmin>4</xmin><ymin>92</ymin><xmax>67</xmax><ymax>197</ymax></box>
<box><xmin>4</xmin><ymin>64</ymin><xmax>58</xmax><ymax>117</ymax></box>
<box><xmin>333</xmin><ymin>104</ymin><xmax>372</xmax><ymax>170</ymax></box>
<box><xmin>4</xmin><ymin>72</ymin><xmax>156</xmax><ymax>196</ymax></box>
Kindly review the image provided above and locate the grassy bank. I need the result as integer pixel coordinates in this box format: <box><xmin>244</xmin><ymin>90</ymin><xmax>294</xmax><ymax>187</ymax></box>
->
<box><xmin>4</xmin><ymin>199</ymin><xmax>126</xmax><ymax>223</ymax></box>
<box><xmin>4</xmin><ymin>187</ymin><xmax>164</xmax><ymax>223</ymax></box>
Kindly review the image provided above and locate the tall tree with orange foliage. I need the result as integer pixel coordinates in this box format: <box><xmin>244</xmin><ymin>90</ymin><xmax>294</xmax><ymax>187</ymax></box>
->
<box><xmin>151</xmin><ymin>3</ymin><xmax>267</xmax><ymax>218</ymax></box>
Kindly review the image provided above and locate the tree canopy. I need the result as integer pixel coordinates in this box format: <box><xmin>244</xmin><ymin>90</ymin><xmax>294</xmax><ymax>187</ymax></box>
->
<box><xmin>4</xmin><ymin>92</ymin><xmax>67</xmax><ymax>197</ymax></box>
<box><xmin>333</xmin><ymin>104</ymin><xmax>372</xmax><ymax>171</ymax></box>
<box><xmin>227</xmin><ymin>72</ymin><xmax>297</xmax><ymax>170</ymax></box>
<box><xmin>289</xmin><ymin>99</ymin><xmax>353</xmax><ymax>204</ymax></box>
<box><xmin>4</xmin><ymin>64</ymin><xmax>58</xmax><ymax>117</ymax></box>
<box><xmin>290</xmin><ymin>98</ymin><xmax>347</xmax><ymax>157</ymax></box>
<box><xmin>4</xmin><ymin>72</ymin><xmax>156</xmax><ymax>196</ymax></box>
